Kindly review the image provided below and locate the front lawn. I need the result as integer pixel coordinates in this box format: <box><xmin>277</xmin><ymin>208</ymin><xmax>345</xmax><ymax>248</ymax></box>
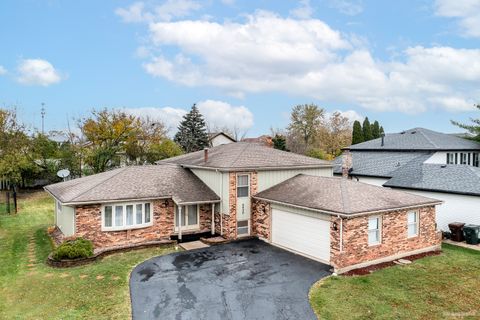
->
<box><xmin>0</xmin><ymin>191</ymin><xmax>178</xmax><ymax>319</ymax></box>
<box><xmin>310</xmin><ymin>244</ymin><xmax>480</xmax><ymax>319</ymax></box>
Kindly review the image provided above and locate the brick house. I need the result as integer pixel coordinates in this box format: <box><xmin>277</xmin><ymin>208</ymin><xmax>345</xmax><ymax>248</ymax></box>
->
<box><xmin>45</xmin><ymin>142</ymin><xmax>442</xmax><ymax>273</ymax></box>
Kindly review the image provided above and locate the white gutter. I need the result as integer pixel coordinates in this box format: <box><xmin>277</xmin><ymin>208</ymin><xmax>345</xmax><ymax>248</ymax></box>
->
<box><xmin>58</xmin><ymin>196</ymin><xmax>173</xmax><ymax>206</ymax></box>
<box><xmin>174</xmin><ymin>199</ymin><xmax>221</xmax><ymax>206</ymax></box>
<box><xmin>253</xmin><ymin>196</ymin><xmax>443</xmax><ymax>218</ymax></box>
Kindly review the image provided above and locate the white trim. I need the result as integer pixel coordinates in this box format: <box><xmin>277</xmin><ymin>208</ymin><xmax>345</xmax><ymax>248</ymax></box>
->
<box><xmin>61</xmin><ymin>196</ymin><xmax>170</xmax><ymax>206</ymax></box>
<box><xmin>368</xmin><ymin>216</ymin><xmax>382</xmax><ymax>246</ymax></box>
<box><xmin>236</xmin><ymin>173</ymin><xmax>250</xmax><ymax>198</ymax></box>
<box><xmin>407</xmin><ymin>210</ymin><xmax>419</xmax><ymax>238</ymax></box>
<box><xmin>236</xmin><ymin>219</ymin><xmax>250</xmax><ymax>237</ymax></box>
<box><xmin>174</xmin><ymin>204</ymin><xmax>200</xmax><ymax>232</ymax></box>
<box><xmin>101</xmin><ymin>201</ymin><xmax>153</xmax><ymax>232</ymax></box>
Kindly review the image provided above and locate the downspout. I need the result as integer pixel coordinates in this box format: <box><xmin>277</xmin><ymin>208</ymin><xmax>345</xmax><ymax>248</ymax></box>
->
<box><xmin>338</xmin><ymin>214</ymin><xmax>343</xmax><ymax>252</ymax></box>
<box><xmin>219</xmin><ymin>169</ymin><xmax>223</xmax><ymax>236</ymax></box>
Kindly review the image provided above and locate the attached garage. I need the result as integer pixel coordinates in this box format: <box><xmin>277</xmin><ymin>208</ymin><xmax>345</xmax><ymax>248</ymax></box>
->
<box><xmin>271</xmin><ymin>207</ymin><xmax>331</xmax><ymax>263</ymax></box>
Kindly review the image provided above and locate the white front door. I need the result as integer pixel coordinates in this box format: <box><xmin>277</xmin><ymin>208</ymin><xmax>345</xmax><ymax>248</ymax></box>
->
<box><xmin>272</xmin><ymin>208</ymin><xmax>331</xmax><ymax>263</ymax></box>
<box><xmin>236</xmin><ymin>174</ymin><xmax>251</xmax><ymax>236</ymax></box>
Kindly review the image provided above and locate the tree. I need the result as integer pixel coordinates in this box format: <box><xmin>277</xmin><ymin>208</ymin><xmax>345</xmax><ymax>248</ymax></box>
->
<box><xmin>287</xmin><ymin>104</ymin><xmax>325</xmax><ymax>153</ymax></box>
<box><xmin>80</xmin><ymin>109</ymin><xmax>141</xmax><ymax>173</ymax></box>
<box><xmin>174</xmin><ymin>104</ymin><xmax>209</xmax><ymax>153</ymax></box>
<box><xmin>380</xmin><ymin>126</ymin><xmax>385</xmax><ymax>136</ymax></box>
<box><xmin>146</xmin><ymin>139</ymin><xmax>183</xmax><ymax>163</ymax></box>
<box><xmin>319</xmin><ymin>112</ymin><xmax>352</xmax><ymax>157</ymax></box>
<box><xmin>352</xmin><ymin>120</ymin><xmax>364</xmax><ymax>145</ymax></box>
<box><xmin>371</xmin><ymin>120</ymin><xmax>381</xmax><ymax>139</ymax></box>
<box><xmin>362</xmin><ymin>117</ymin><xmax>373</xmax><ymax>141</ymax></box>
<box><xmin>451</xmin><ymin>104</ymin><xmax>480</xmax><ymax>142</ymax></box>
<box><xmin>272</xmin><ymin>134</ymin><xmax>287</xmax><ymax>151</ymax></box>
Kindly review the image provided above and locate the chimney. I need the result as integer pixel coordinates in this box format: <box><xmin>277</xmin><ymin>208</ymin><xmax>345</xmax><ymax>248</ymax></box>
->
<box><xmin>204</xmin><ymin>148</ymin><xmax>209</xmax><ymax>163</ymax></box>
<box><xmin>342</xmin><ymin>150</ymin><xmax>352</xmax><ymax>179</ymax></box>
<box><xmin>381</xmin><ymin>133</ymin><xmax>385</xmax><ymax>147</ymax></box>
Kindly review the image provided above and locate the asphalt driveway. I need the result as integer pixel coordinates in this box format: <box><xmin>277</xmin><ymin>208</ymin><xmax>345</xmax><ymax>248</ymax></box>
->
<box><xmin>130</xmin><ymin>238</ymin><xmax>331</xmax><ymax>320</ymax></box>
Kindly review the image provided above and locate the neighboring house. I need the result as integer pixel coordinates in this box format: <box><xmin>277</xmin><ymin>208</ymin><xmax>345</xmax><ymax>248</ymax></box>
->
<box><xmin>208</xmin><ymin>132</ymin><xmax>236</xmax><ymax>147</ymax></box>
<box><xmin>334</xmin><ymin>127</ymin><xmax>480</xmax><ymax>230</ymax></box>
<box><xmin>241</xmin><ymin>135</ymin><xmax>273</xmax><ymax>147</ymax></box>
<box><xmin>46</xmin><ymin>142</ymin><xmax>442</xmax><ymax>273</ymax></box>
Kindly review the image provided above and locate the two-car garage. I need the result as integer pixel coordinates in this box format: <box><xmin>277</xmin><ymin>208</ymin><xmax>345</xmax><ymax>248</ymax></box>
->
<box><xmin>271</xmin><ymin>207</ymin><xmax>331</xmax><ymax>263</ymax></box>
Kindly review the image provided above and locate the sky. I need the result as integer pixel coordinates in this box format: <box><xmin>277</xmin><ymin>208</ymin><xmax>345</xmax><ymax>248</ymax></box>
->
<box><xmin>0</xmin><ymin>0</ymin><xmax>479</xmax><ymax>137</ymax></box>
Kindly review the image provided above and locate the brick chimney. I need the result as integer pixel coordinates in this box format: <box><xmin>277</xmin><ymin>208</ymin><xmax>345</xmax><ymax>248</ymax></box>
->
<box><xmin>204</xmin><ymin>148</ymin><xmax>209</xmax><ymax>163</ymax></box>
<box><xmin>342</xmin><ymin>150</ymin><xmax>352</xmax><ymax>179</ymax></box>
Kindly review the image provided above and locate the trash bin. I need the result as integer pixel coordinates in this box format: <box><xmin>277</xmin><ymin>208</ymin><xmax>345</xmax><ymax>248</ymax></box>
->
<box><xmin>463</xmin><ymin>225</ymin><xmax>480</xmax><ymax>245</ymax></box>
<box><xmin>448</xmin><ymin>222</ymin><xmax>465</xmax><ymax>242</ymax></box>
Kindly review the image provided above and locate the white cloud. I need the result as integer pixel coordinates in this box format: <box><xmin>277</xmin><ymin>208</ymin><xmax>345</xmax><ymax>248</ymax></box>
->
<box><xmin>290</xmin><ymin>0</ymin><xmax>314</xmax><ymax>19</ymax></box>
<box><xmin>435</xmin><ymin>0</ymin><xmax>480</xmax><ymax>37</ymax></box>
<box><xmin>122</xmin><ymin>100</ymin><xmax>254</xmax><ymax>135</ymax></box>
<box><xmin>327</xmin><ymin>0</ymin><xmax>363</xmax><ymax>16</ymax></box>
<box><xmin>116</xmin><ymin>0</ymin><xmax>202</xmax><ymax>23</ymax></box>
<box><xmin>0</xmin><ymin>65</ymin><xmax>6</xmax><ymax>75</ymax></box>
<box><xmin>128</xmin><ymin>9</ymin><xmax>478</xmax><ymax>114</ymax></box>
<box><xmin>17</xmin><ymin>59</ymin><xmax>62</xmax><ymax>86</ymax></box>
<box><xmin>327</xmin><ymin>110</ymin><xmax>364</xmax><ymax>123</ymax></box>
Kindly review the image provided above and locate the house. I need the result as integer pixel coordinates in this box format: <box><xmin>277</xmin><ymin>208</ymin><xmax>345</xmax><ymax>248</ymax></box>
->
<box><xmin>208</xmin><ymin>132</ymin><xmax>236</xmax><ymax>147</ymax></box>
<box><xmin>45</xmin><ymin>142</ymin><xmax>442</xmax><ymax>273</ymax></box>
<box><xmin>334</xmin><ymin>127</ymin><xmax>480</xmax><ymax>230</ymax></box>
<box><xmin>241</xmin><ymin>135</ymin><xmax>273</xmax><ymax>147</ymax></box>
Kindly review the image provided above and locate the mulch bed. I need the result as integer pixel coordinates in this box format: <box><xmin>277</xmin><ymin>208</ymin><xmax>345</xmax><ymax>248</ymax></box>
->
<box><xmin>343</xmin><ymin>250</ymin><xmax>442</xmax><ymax>276</ymax></box>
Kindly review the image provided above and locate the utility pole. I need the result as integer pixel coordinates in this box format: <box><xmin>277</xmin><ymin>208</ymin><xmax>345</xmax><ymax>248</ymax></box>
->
<box><xmin>41</xmin><ymin>102</ymin><xmax>46</xmax><ymax>134</ymax></box>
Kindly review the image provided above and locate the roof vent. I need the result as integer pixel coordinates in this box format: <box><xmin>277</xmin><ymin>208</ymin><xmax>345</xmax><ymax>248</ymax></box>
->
<box><xmin>411</xmin><ymin>131</ymin><xmax>416</xmax><ymax>134</ymax></box>
<box><xmin>395</xmin><ymin>162</ymin><xmax>401</xmax><ymax>167</ymax></box>
<box><xmin>400</xmin><ymin>131</ymin><xmax>406</xmax><ymax>134</ymax></box>
<box><xmin>441</xmin><ymin>164</ymin><xmax>447</xmax><ymax>168</ymax></box>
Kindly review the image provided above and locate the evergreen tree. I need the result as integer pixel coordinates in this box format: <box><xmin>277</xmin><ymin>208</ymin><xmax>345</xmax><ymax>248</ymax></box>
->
<box><xmin>174</xmin><ymin>104</ymin><xmax>209</xmax><ymax>153</ymax></box>
<box><xmin>352</xmin><ymin>120</ymin><xmax>364</xmax><ymax>145</ymax></box>
<box><xmin>371</xmin><ymin>120</ymin><xmax>380</xmax><ymax>139</ymax></box>
<box><xmin>362</xmin><ymin>117</ymin><xmax>373</xmax><ymax>141</ymax></box>
<box><xmin>380</xmin><ymin>126</ymin><xmax>385</xmax><ymax>136</ymax></box>
<box><xmin>272</xmin><ymin>134</ymin><xmax>287</xmax><ymax>151</ymax></box>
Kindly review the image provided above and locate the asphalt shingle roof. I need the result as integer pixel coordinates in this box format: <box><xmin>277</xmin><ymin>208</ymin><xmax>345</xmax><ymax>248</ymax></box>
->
<box><xmin>254</xmin><ymin>174</ymin><xmax>441</xmax><ymax>215</ymax></box>
<box><xmin>45</xmin><ymin>164</ymin><xmax>220</xmax><ymax>205</ymax></box>
<box><xmin>348</xmin><ymin>128</ymin><xmax>480</xmax><ymax>151</ymax></box>
<box><xmin>160</xmin><ymin>142</ymin><xmax>331</xmax><ymax>170</ymax></box>
<box><xmin>384</xmin><ymin>162</ymin><xmax>480</xmax><ymax>196</ymax></box>
<box><xmin>333</xmin><ymin>152</ymin><xmax>433</xmax><ymax>177</ymax></box>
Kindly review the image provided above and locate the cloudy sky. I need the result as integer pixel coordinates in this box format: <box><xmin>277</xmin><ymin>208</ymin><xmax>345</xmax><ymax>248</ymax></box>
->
<box><xmin>1</xmin><ymin>0</ymin><xmax>479</xmax><ymax>136</ymax></box>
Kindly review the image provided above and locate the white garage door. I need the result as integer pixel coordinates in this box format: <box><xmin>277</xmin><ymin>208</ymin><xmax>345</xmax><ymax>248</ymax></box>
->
<box><xmin>272</xmin><ymin>208</ymin><xmax>330</xmax><ymax>263</ymax></box>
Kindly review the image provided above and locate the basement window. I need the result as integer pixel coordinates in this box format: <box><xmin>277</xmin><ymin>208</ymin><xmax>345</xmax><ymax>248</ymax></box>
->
<box><xmin>368</xmin><ymin>216</ymin><xmax>381</xmax><ymax>245</ymax></box>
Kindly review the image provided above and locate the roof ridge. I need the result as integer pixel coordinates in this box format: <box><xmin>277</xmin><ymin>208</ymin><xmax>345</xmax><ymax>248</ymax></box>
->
<box><xmin>70</xmin><ymin>166</ymin><xmax>130</xmax><ymax>202</ymax></box>
<box><xmin>417</xmin><ymin>129</ymin><xmax>438</xmax><ymax>149</ymax></box>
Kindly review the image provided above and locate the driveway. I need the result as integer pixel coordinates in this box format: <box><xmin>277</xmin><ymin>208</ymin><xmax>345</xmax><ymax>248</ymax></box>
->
<box><xmin>130</xmin><ymin>238</ymin><xmax>331</xmax><ymax>320</ymax></box>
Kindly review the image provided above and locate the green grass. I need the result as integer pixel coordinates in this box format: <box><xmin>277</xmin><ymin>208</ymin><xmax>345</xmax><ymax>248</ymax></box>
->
<box><xmin>310</xmin><ymin>245</ymin><xmax>480</xmax><ymax>320</ymax></box>
<box><xmin>0</xmin><ymin>191</ymin><xmax>178</xmax><ymax>320</ymax></box>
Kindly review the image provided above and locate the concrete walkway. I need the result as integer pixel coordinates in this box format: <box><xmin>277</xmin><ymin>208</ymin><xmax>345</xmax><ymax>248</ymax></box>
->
<box><xmin>179</xmin><ymin>240</ymin><xmax>210</xmax><ymax>250</ymax></box>
<box><xmin>443</xmin><ymin>239</ymin><xmax>480</xmax><ymax>251</ymax></box>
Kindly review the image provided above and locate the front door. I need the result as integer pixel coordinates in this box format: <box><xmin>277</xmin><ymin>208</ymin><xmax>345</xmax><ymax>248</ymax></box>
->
<box><xmin>236</xmin><ymin>174</ymin><xmax>251</xmax><ymax>236</ymax></box>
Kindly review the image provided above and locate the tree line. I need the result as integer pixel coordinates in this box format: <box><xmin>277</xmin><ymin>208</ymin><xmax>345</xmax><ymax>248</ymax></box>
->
<box><xmin>351</xmin><ymin>117</ymin><xmax>385</xmax><ymax>145</ymax></box>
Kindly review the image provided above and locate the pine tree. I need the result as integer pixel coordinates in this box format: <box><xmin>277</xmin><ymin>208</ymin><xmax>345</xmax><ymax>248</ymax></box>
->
<box><xmin>272</xmin><ymin>134</ymin><xmax>287</xmax><ymax>151</ymax></box>
<box><xmin>174</xmin><ymin>104</ymin><xmax>209</xmax><ymax>153</ymax></box>
<box><xmin>352</xmin><ymin>120</ymin><xmax>364</xmax><ymax>145</ymax></box>
<box><xmin>362</xmin><ymin>117</ymin><xmax>373</xmax><ymax>141</ymax></box>
<box><xmin>371</xmin><ymin>120</ymin><xmax>380</xmax><ymax>139</ymax></box>
<box><xmin>379</xmin><ymin>126</ymin><xmax>385</xmax><ymax>136</ymax></box>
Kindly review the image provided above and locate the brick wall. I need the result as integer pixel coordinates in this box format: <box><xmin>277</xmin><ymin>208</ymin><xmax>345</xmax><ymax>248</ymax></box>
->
<box><xmin>251</xmin><ymin>199</ymin><xmax>270</xmax><ymax>240</ymax></box>
<box><xmin>75</xmin><ymin>199</ymin><xmax>214</xmax><ymax>249</ymax></box>
<box><xmin>330</xmin><ymin>205</ymin><xmax>441</xmax><ymax>270</ymax></box>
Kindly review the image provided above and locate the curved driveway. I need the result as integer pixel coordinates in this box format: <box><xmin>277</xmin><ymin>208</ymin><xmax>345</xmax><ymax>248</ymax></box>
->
<box><xmin>130</xmin><ymin>239</ymin><xmax>330</xmax><ymax>320</ymax></box>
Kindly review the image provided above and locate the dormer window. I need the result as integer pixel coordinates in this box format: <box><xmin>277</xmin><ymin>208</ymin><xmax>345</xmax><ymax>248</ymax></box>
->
<box><xmin>460</xmin><ymin>153</ymin><xmax>467</xmax><ymax>165</ymax></box>
<box><xmin>446</xmin><ymin>153</ymin><xmax>455</xmax><ymax>164</ymax></box>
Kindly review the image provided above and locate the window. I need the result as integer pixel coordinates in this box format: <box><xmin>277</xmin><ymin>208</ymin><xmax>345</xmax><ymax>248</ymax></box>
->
<box><xmin>102</xmin><ymin>202</ymin><xmax>152</xmax><ymax>231</ymax></box>
<box><xmin>460</xmin><ymin>153</ymin><xmax>467</xmax><ymax>165</ymax></box>
<box><xmin>446</xmin><ymin>153</ymin><xmax>455</xmax><ymax>164</ymax></box>
<box><xmin>468</xmin><ymin>153</ymin><xmax>471</xmax><ymax>166</ymax></box>
<box><xmin>473</xmin><ymin>153</ymin><xmax>479</xmax><ymax>167</ymax></box>
<box><xmin>237</xmin><ymin>174</ymin><xmax>250</xmax><ymax>197</ymax></box>
<box><xmin>237</xmin><ymin>220</ymin><xmax>249</xmax><ymax>236</ymax></box>
<box><xmin>175</xmin><ymin>205</ymin><xmax>199</xmax><ymax>230</ymax></box>
<box><xmin>455</xmin><ymin>153</ymin><xmax>458</xmax><ymax>164</ymax></box>
<box><xmin>407</xmin><ymin>211</ymin><xmax>419</xmax><ymax>237</ymax></box>
<box><xmin>368</xmin><ymin>216</ymin><xmax>381</xmax><ymax>245</ymax></box>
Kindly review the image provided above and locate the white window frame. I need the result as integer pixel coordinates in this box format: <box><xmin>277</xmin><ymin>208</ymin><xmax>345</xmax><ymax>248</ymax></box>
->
<box><xmin>473</xmin><ymin>153</ymin><xmax>479</xmax><ymax>167</ymax></box>
<box><xmin>237</xmin><ymin>174</ymin><xmax>250</xmax><ymax>198</ymax></box>
<box><xmin>460</xmin><ymin>153</ymin><xmax>467</xmax><ymax>165</ymax></box>
<box><xmin>237</xmin><ymin>219</ymin><xmax>250</xmax><ymax>236</ymax></box>
<box><xmin>174</xmin><ymin>204</ymin><xmax>200</xmax><ymax>232</ymax></box>
<box><xmin>101</xmin><ymin>202</ymin><xmax>153</xmax><ymax>231</ymax></box>
<box><xmin>407</xmin><ymin>210</ymin><xmax>419</xmax><ymax>238</ymax></box>
<box><xmin>446</xmin><ymin>153</ymin><xmax>455</xmax><ymax>164</ymax></box>
<box><xmin>368</xmin><ymin>216</ymin><xmax>381</xmax><ymax>246</ymax></box>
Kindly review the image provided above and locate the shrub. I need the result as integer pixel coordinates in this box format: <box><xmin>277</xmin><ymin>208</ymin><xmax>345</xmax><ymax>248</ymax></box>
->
<box><xmin>52</xmin><ymin>237</ymin><xmax>94</xmax><ymax>261</ymax></box>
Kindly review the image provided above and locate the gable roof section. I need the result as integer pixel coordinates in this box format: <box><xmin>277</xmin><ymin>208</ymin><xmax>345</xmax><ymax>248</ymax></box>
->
<box><xmin>208</xmin><ymin>132</ymin><xmax>236</xmax><ymax>142</ymax></box>
<box><xmin>384</xmin><ymin>162</ymin><xmax>480</xmax><ymax>196</ymax></box>
<box><xmin>45</xmin><ymin>164</ymin><xmax>220</xmax><ymax>205</ymax></box>
<box><xmin>254</xmin><ymin>174</ymin><xmax>441</xmax><ymax>216</ymax></box>
<box><xmin>160</xmin><ymin>142</ymin><xmax>331</xmax><ymax>171</ymax></box>
<box><xmin>348</xmin><ymin>128</ymin><xmax>480</xmax><ymax>151</ymax></box>
<box><xmin>333</xmin><ymin>151</ymin><xmax>432</xmax><ymax>178</ymax></box>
